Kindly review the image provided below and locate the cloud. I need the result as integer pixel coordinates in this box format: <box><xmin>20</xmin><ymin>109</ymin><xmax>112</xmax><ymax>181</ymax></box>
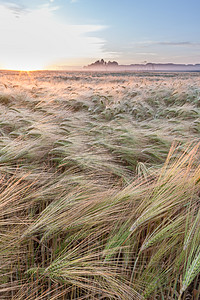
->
<box><xmin>157</xmin><ymin>41</ymin><xmax>200</xmax><ymax>47</ymax></box>
<box><xmin>135</xmin><ymin>52</ymin><xmax>157</xmax><ymax>56</ymax></box>
<box><xmin>0</xmin><ymin>3</ymin><xmax>109</xmax><ymax>70</ymax></box>
<box><xmin>133</xmin><ymin>40</ymin><xmax>200</xmax><ymax>48</ymax></box>
<box><xmin>3</xmin><ymin>2</ymin><xmax>28</xmax><ymax>16</ymax></box>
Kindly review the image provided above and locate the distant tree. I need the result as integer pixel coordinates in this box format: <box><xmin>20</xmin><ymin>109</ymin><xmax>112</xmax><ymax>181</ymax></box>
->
<box><xmin>85</xmin><ymin>59</ymin><xmax>119</xmax><ymax>69</ymax></box>
<box><xmin>107</xmin><ymin>61</ymin><xmax>118</xmax><ymax>67</ymax></box>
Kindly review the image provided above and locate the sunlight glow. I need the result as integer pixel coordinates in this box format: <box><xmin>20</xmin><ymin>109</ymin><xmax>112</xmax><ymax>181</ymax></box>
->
<box><xmin>0</xmin><ymin>4</ymin><xmax>108</xmax><ymax>70</ymax></box>
<box><xmin>2</xmin><ymin>62</ymin><xmax>43</xmax><ymax>71</ymax></box>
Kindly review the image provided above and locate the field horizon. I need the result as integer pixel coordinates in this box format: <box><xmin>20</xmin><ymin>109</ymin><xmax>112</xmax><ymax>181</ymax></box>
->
<box><xmin>1</xmin><ymin>64</ymin><xmax>200</xmax><ymax>73</ymax></box>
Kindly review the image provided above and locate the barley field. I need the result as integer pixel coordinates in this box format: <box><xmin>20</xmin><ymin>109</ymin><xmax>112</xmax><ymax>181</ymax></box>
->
<box><xmin>0</xmin><ymin>70</ymin><xmax>200</xmax><ymax>299</ymax></box>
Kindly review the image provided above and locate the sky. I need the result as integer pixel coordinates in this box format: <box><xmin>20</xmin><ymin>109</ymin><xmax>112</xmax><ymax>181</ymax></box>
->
<box><xmin>0</xmin><ymin>0</ymin><xmax>200</xmax><ymax>70</ymax></box>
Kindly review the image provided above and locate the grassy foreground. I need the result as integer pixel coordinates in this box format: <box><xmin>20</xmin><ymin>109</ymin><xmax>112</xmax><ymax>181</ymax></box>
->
<box><xmin>0</xmin><ymin>71</ymin><xmax>200</xmax><ymax>299</ymax></box>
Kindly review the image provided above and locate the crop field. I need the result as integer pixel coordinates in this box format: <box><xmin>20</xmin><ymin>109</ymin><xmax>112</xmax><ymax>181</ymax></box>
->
<box><xmin>0</xmin><ymin>70</ymin><xmax>200</xmax><ymax>299</ymax></box>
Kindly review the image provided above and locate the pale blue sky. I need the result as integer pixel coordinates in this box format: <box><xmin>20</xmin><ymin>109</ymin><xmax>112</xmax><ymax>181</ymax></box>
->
<box><xmin>0</xmin><ymin>0</ymin><xmax>199</xmax><ymax>69</ymax></box>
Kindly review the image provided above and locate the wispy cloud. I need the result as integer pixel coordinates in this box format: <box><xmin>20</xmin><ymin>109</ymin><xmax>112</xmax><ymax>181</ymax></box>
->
<box><xmin>133</xmin><ymin>40</ymin><xmax>200</xmax><ymax>48</ymax></box>
<box><xmin>3</xmin><ymin>2</ymin><xmax>28</xmax><ymax>16</ymax></box>
<box><xmin>158</xmin><ymin>41</ymin><xmax>200</xmax><ymax>46</ymax></box>
<box><xmin>0</xmin><ymin>3</ymin><xmax>110</xmax><ymax>69</ymax></box>
<box><xmin>135</xmin><ymin>52</ymin><xmax>157</xmax><ymax>56</ymax></box>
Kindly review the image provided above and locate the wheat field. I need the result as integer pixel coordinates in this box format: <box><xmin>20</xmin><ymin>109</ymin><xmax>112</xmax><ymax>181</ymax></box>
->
<box><xmin>0</xmin><ymin>70</ymin><xmax>200</xmax><ymax>299</ymax></box>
